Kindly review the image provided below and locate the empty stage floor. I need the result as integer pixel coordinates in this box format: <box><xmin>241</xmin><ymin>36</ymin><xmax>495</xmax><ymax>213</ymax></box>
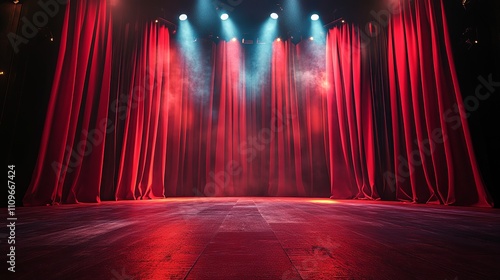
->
<box><xmin>9</xmin><ymin>198</ymin><xmax>500</xmax><ymax>279</ymax></box>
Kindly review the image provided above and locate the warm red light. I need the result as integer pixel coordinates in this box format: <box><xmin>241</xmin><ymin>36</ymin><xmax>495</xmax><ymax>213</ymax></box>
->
<box><xmin>309</xmin><ymin>199</ymin><xmax>338</xmax><ymax>204</ymax></box>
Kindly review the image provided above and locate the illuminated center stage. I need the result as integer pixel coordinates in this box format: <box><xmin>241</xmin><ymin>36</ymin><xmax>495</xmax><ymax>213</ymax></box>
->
<box><xmin>16</xmin><ymin>198</ymin><xmax>500</xmax><ymax>279</ymax></box>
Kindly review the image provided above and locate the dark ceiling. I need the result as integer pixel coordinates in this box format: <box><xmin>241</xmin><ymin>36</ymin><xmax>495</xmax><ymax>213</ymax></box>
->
<box><xmin>118</xmin><ymin>0</ymin><xmax>377</xmax><ymax>39</ymax></box>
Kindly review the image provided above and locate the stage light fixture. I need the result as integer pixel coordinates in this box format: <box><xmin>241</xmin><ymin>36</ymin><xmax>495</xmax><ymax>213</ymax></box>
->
<box><xmin>311</xmin><ymin>14</ymin><xmax>319</xmax><ymax>21</ymax></box>
<box><xmin>221</xmin><ymin>13</ymin><xmax>229</xmax><ymax>21</ymax></box>
<box><xmin>309</xmin><ymin>37</ymin><xmax>314</xmax><ymax>41</ymax></box>
<box><xmin>231</xmin><ymin>37</ymin><xmax>237</xmax><ymax>42</ymax></box>
<box><xmin>270</xmin><ymin>13</ymin><xmax>279</xmax><ymax>20</ymax></box>
<box><xmin>0</xmin><ymin>71</ymin><xmax>4</xmax><ymax>75</ymax></box>
<box><xmin>179</xmin><ymin>14</ymin><xmax>188</xmax><ymax>21</ymax></box>
<box><xmin>276</xmin><ymin>38</ymin><xmax>281</xmax><ymax>42</ymax></box>
<box><xmin>242</xmin><ymin>38</ymin><xmax>254</xmax><ymax>45</ymax></box>
<box><xmin>13</xmin><ymin>0</ymin><xmax>19</xmax><ymax>4</ymax></box>
<box><xmin>341</xmin><ymin>19</ymin><xmax>345</xmax><ymax>23</ymax></box>
<box><xmin>155</xmin><ymin>19</ymin><xmax>159</xmax><ymax>23</ymax></box>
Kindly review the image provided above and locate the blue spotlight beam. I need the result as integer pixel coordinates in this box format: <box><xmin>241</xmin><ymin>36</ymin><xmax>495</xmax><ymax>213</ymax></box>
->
<box><xmin>310</xmin><ymin>18</ymin><xmax>326</xmax><ymax>44</ymax></box>
<box><xmin>177</xmin><ymin>19</ymin><xmax>214</xmax><ymax>102</ymax></box>
<box><xmin>221</xmin><ymin>17</ymin><xmax>238</xmax><ymax>41</ymax></box>
<box><xmin>246</xmin><ymin>18</ymin><xmax>278</xmax><ymax>94</ymax></box>
<box><xmin>178</xmin><ymin>20</ymin><xmax>200</xmax><ymax>65</ymax></box>
<box><xmin>258</xmin><ymin>18</ymin><xmax>279</xmax><ymax>44</ymax></box>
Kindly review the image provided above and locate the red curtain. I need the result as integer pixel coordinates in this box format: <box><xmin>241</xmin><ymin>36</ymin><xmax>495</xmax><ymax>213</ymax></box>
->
<box><xmin>324</xmin><ymin>0</ymin><xmax>492</xmax><ymax>206</ymax></box>
<box><xmin>194</xmin><ymin>40</ymin><xmax>330</xmax><ymax>197</ymax></box>
<box><xmin>267</xmin><ymin>40</ymin><xmax>330</xmax><ymax>196</ymax></box>
<box><xmin>325</xmin><ymin>24</ymin><xmax>378</xmax><ymax>200</ymax></box>
<box><xmin>24</xmin><ymin>0</ymin><xmax>113</xmax><ymax>205</ymax></box>
<box><xmin>385</xmin><ymin>0</ymin><xmax>492</xmax><ymax>206</ymax></box>
<box><xmin>24</xmin><ymin>0</ymin><xmax>329</xmax><ymax>205</ymax></box>
<box><xmin>108</xmin><ymin>22</ymin><xmax>171</xmax><ymax>200</ymax></box>
<box><xmin>24</xmin><ymin>0</ymin><xmax>493</xmax><ymax>207</ymax></box>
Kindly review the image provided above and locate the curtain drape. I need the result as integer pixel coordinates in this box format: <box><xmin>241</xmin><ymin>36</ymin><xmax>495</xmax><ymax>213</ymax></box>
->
<box><xmin>23</xmin><ymin>0</ymin><xmax>330</xmax><ymax>205</ymax></box>
<box><xmin>24</xmin><ymin>0</ymin><xmax>113</xmax><ymax>205</ymax></box>
<box><xmin>324</xmin><ymin>0</ymin><xmax>492</xmax><ymax>206</ymax></box>
<box><xmin>325</xmin><ymin>24</ymin><xmax>378</xmax><ymax>200</ymax></box>
<box><xmin>107</xmin><ymin>21</ymin><xmax>171</xmax><ymax>200</ymax></box>
<box><xmin>385</xmin><ymin>0</ymin><xmax>491</xmax><ymax>206</ymax></box>
<box><xmin>24</xmin><ymin>0</ymin><xmax>493</xmax><ymax>207</ymax></box>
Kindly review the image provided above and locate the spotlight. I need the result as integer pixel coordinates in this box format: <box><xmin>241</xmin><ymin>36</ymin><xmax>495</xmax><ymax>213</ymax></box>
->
<box><xmin>155</xmin><ymin>19</ymin><xmax>159</xmax><ymax>23</ymax></box>
<box><xmin>221</xmin><ymin>13</ymin><xmax>229</xmax><ymax>21</ymax></box>
<box><xmin>231</xmin><ymin>37</ymin><xmax>237</xmax><ymax>42</ymax></box>
<box><xmin>179</xmin><ymin>14</ymin><xmax>188</xmax><ymax>21</ymax></box>
<box><xmin>276</xmin><ymin>38</ymin><xmax>281</xmax><ymax>42</ymax></box>
<box><xmin>13</xmin><ymin>0</ymin><xmax>19</xmax><ymax>4</ymax></box>
<box><xmin>0</xmin><ymin>71</ymin><xmax>4</xmax><ymax>75</ymax></box>
<box><xmin>270</xmin><ymin>13</ymin><xmax>279</xmax><ymax>20</ymax></box>
<box><xmin>341</xmin><ymin>19</ymin><xmax>345</xmax><ymax>23</ymax></box>
<box><xmin>309</xmin><ymin>37</ymin><xmax>314</xmax><ymax>41</ymax></box>
<box><xmin>311</xmin><ymin>14</ymin><xmax>319</xmax><ymax>21</ymax></box>
<box><xmin>50</xmin><ymin>37</ymin><xmax>54</xmax><ymax>42</ymax></box>
<box><xmin>462</xmin><ymin>0</ymin><xmax>472</xmax><ymax>9</ymax></box>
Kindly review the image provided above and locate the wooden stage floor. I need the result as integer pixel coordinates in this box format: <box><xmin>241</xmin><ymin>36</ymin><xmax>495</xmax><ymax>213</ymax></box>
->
<box><xmin>8</xmin><ymin>198</ymin><xmax>500</xmax><ymax>279</ymax></box>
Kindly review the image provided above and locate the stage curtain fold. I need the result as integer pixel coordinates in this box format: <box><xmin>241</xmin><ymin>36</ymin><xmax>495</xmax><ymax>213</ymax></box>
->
<box><xmin>267</xmin><ymin>41</ymin><xmax>329</xmax><ymax>196</ymax></box>
<box><xmin>385</xmin><ymin>0</ymin><xmax>492</xmax><ymax>206</ymax></box>
<box><xmin>325</xmin><ymin>24</ymin><xmax>379</xmax><ymax>200</ymax></box>
<box><xmin>111</xmin><ymin>22</ymin><xmax>171</xmax><ymax>200</ymax></box>
<box><xmin>324</xmin><ymin>0</ymin><xmax>492</xmax><ymax>206</ymax></box>
<box><xmin>24</xmin><ymin>0</ymin><xmax>113</xmax><ymax>205</ymax></box>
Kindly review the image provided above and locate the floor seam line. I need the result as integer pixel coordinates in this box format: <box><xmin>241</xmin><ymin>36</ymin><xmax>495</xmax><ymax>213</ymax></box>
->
<box><xmin>255</xmin><ymin>202</ymin><xmax>304</xmax><ymax>280</ymax></box>
<box><xmin>183</xmin><ymin>200</ymin><xmax>238</xmax><ymax>279</ymax></box>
